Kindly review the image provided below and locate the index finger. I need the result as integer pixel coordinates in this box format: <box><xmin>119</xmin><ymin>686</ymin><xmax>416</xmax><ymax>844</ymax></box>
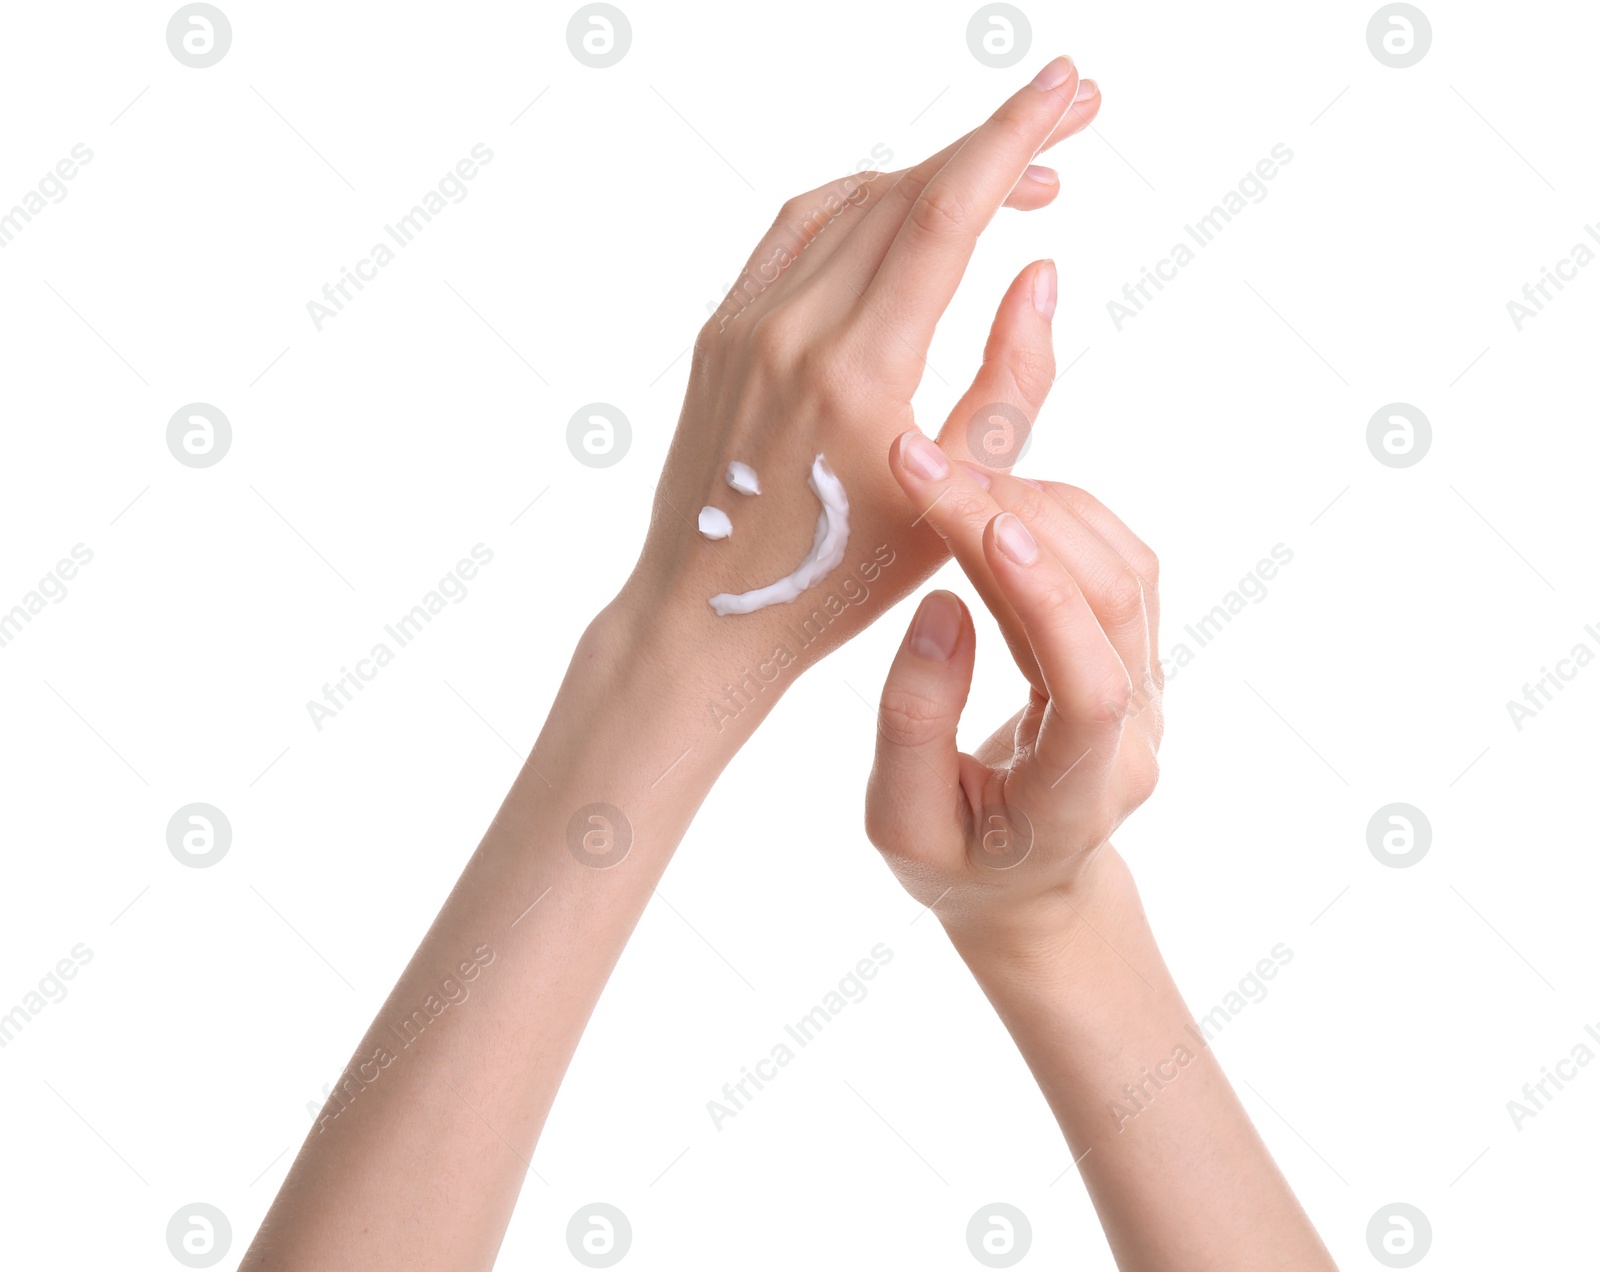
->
<box><xmin>858</xmin><ymin>56</ymin><xmax>1086</xmax><ymax>362</ymax></box>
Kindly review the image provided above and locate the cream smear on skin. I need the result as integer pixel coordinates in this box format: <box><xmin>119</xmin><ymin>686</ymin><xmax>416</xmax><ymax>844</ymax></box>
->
<box><xmin>708</xmin><ymin>455</ymin><xmax>849</xmax><ymax>617</ymax></box>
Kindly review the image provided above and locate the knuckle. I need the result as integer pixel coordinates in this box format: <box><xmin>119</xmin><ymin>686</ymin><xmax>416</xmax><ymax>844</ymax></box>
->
<box><xmin>1098</xmin><ymin>569</ymin><xmax>1146</xmax><ymax>626</ymax></box>
<box><xmin>876</xmin><ymin>685</ymin><xmax>951</xmax><ymax>746</ymax></box>
<box><xmin>1007</xmin><ymin>346</ymin><xmax>1055</xmax><ymax>402</ymax></box>
<box><xmin>1127</xmin><ymin>746</ymin><xmax>1161</xmax><ymax>805</ymax></box>
<box><xmin>1055</xmin><ymin>483</ymin><xmax>1096</xmax><ymax>517</ymax></box>
<box><xmin>1033</xmin><ymin>573</ymin><xmax>1083</xmax><ymax>625</ymax></box>
<box><xmin>943</xmin><ymin>487</ymin><xmax>993</xmax><ymax>532</ymax></box>
<box><xmin>747</xmin><ymin>308</ymin><xmax>804</xmax><ymax>367</ymax></box>
<box><xmin>776</xmin><ymin>192</ymin><xmax>810</xmax><ymax>224</ymax></box>
<box><xmin>1004</xmin><ymin>486</ymin><xmax>1048</xmax><ymax>526</ymax></box>
<box><xmin>838</xmin><ymin>170</ymin><xmax>880</xmax><ymax>204</ymax></box>
<box><xmin>992</xmin><ymin>100</ymin><xmax>1042</xmax><ymax>151</ymax></box>
<box><xmin>1088</xmin><ymin>676</ymin><xmax>1135</xmax><ymax>727</ymax></box>
<box><xmin>890</xmin><ymin>166</ymin><xmax>932</xmax><ymax>210</ymax></box>
<box><xmin>907</xmin><ymin>181</ymin><xmax>970</xmax><ymax>238</ymax></box>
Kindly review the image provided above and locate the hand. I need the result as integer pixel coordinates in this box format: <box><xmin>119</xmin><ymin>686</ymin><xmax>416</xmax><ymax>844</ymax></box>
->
<box><xmin>607</xmin><ymin>58</ymin><xmax>1102</xmax><ymax>721</ymax></box>
<box><xmin>863</xmin><ymin>462</ymin><xmax>1162</xmax><ymax>947</ymax></box>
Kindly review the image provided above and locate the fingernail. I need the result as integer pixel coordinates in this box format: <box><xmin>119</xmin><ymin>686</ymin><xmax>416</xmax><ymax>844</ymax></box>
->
<box><xmin>1023</xmin><ymin>164</ymin><xmax>1058</xmax><ymax>186</ymax></box>
<box><xmin>901</xmin><ymin>430</ymin><xmax>949</xmax><ymax>481</ymax></box>
<box><xmin>1016</xmin><ymin>475</ymin><xmax>1043</xmax><ymax>490</ymax></box>
<box><xmin>1073</xmin><ymin>78</ymin><xmax>1097</xmax><ymax>103</ymax></box>
<box><xmin>1032</xmin><ymin>259</ymin><xmax>1057</xmax><ymax>319</ymax></box>
<box><xmin>993</xmin><ymin>513</ymin><xmax>1039</xmax><ymax>565</ymax></box>
<box><xmin>957</xmin><ymin>461</ymin><xmax>991</xmax><ymax>490</ymax></box>
<box><xmin>1032</xmin><ymin>56</ymin><xmax>1073</xmax><ymax>91</ymax></box>
<box><xmin>907</xmin><ymin>590</ymin><xmax>961</xmax><ymax>661</ymax></box>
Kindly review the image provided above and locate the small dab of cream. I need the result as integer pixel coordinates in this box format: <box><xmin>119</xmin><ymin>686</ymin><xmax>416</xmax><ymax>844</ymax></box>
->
<box><xmin>698</xmin><ymin>506</ymin><xmax>732</xmax><ymax>540</ymax></box>
<box><xmin>725</xmin><ymin>461</ymin><xmax>761</xmax><ymax>496</ymax></box>
<box><xmin>709</xmin><ymin>455</ymin><xmax>849</xmax><ymax>617</ymax></box>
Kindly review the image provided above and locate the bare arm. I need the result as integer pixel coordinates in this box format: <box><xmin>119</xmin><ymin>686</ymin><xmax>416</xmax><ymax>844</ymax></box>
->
<box><xmin>955</xmin><ymin>849</ymin><xmax>1334</xmax><ymax>1270</ymax></box>
<box><xmin>244</xmin><ymin>55</ymin><xmax>1105</xmax><ymax>1269</ymax></box>
<box><xmin>863</xmin><ymin>451</ymin><xmax>1335</xmax><ymax>1269</ymax></box>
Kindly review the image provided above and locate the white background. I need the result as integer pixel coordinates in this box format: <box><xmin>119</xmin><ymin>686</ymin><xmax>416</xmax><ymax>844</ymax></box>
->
<box><xmin>2</xmin><ymin>0</ymin><xmax>1597</xmax><ymax>1267</ymax></box>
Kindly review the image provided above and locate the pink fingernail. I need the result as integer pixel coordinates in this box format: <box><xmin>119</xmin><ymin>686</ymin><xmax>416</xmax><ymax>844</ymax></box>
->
<box><xmin>1024</xmin><ymin>164</ymin><xmax>1058</xmax><ymax>186</ymax></box>
<box><xmin>901</xmin><ymin>430</ymin><xmax>949</xmax><ymax>481</ymax></box>
<box><xmin>907</xmin><ymin>590</ymin><xmax>962</xmax><ymax>661</ymax></box>
<box><xmin>1032</xmin><ymin>56</ymin><xmax>1073</xmax><ymax>91</ymax></box>
<box><xmin>1073</xmin><ymin>78</ymin><xmax>1097</xmax><ymax>103</ymax></box>
<box><xmin>1017</xmin><ymin>476</ymin><xmax>1044</xmax><ymax>490</ymax></box>
<box><xmin>958</xmin><ymin>461</ymin><xmax>992</xmax><ymax>490</ymax></box>
<box><xmin>1032</xmin><ymin>259</ymin><xmax>1057</xmax><ymax>319</ymax></box>
<box><xmin>994</xmin><ymin>513</ymin><xmax>1039</xmax><ymax>565</ymax></box>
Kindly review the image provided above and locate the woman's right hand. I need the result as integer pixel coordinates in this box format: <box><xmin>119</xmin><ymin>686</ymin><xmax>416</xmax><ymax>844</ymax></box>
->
<box><xmin>863</xmin><ymin>457</ymin><xmax>1163</xmax><ymax>948</ymax></box>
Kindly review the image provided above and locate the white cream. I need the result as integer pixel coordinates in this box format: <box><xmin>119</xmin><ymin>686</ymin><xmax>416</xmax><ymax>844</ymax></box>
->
<box><xmin>698</xmin><ymin>506</ymin><xmax>732</xmax><ymax>540</ymax></box>
<box><xmin>725</xmin><ymin>461</ymin><xmax>761</xmax><ymax>496</ymax></box>
<box><xmin>709</xmin><ymin>455</ymin><xmax>849</xmax><ymax>617</ymax></box>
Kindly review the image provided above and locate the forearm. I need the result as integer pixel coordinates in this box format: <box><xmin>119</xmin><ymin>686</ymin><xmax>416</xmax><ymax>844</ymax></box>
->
<box><xmin>949</xmin><ymin>849</ymin><xmax>1335</xmax><ymax>1272</ymax></box>
<box><xmin>244</xmin><ymin>610</ymin><xmax>754</xmax><ymax>1270</ymax></box>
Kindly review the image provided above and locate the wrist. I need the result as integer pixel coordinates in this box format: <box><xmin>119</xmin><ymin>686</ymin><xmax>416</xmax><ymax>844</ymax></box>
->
<box><xmin>942</xmin><ymin>846</ymin><xmax>1142</xmax><ymax>983</ymax></box>
<box><xmin>587</xmin><ymin>585</ymin><xmax>801</xmax><ymax>752</ymax></box>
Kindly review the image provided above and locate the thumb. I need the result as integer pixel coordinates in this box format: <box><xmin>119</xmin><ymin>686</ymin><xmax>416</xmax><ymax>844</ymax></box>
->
<box><xmin>864</xmin><ymin>591</ymin><xmax>975</xmax><ymax>859</ymax></box>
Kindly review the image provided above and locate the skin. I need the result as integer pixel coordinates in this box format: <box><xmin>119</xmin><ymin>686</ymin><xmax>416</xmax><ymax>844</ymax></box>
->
<box><xmin>864</xmin><ymin>463</ymin><xmax>1338</xmax><ymax>1269</ymax></box>
<box><xmin>241</xmin><ymin>55</ymin><xmax>1332</xmax><ymax>1270</ymax></box>
<box><xmin>243</xmin><ymin>55</ymin><xmax>1102</xmax><ymax>1271</ymax></box>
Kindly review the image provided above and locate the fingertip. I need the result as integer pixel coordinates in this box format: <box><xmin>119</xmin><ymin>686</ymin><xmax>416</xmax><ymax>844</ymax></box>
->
<box><xmin>989</xmin><ymin>512</ymin><xmax>1041</xmax><ymax>567</ymax></box>
<box><xmin>894</xmin><ymin>427</ymin><xmax>950</xmax><ymax>484</ymax></box>
<box><xmin>905</xmin><ymin>589</ymin><xmax>968</xmax><ymax>662</ymax></box>
<box><xmin>1032</xmin><ymin>259</ymin><xmax>1057</xmax><ymax>319</ymax></box>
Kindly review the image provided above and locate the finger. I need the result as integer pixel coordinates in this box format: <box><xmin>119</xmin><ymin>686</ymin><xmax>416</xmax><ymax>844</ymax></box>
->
<box><xmin>981</xmin><ymin>512</ymin><xmax>1132</xmax><ymax>786</ymax></box>
<box><xmin>890</xmin><ymin>428</ymin><xmax>1042</xmax><ymax>694</ymax></box>
<box><xmin>815</xmin><ymin>79</ymin><xmax>1100</xmax><ymax>301</ymax></box>
<box><xmin>1045</xmin><ymin>483</ymin><xmax>1162</xmax><ymax>669</ymax></box>
<box><xmin>888</xmin><ymin>259</ymin><xmax>1059</xmax><ymax>687</ymax></box>
<box><xmin>858</xmin><ymin>57</ymin><xmax>1086</xmax><ymax>363</ymax></box>
<box><xmin>935</xmin><ymin>259</ymin><xmax>1057</xmax><ymax>471</ymax></box>
<box><xmin>984</xmin><ymin>472</ymin><xmax>1151</xmax><ymax>685</ymax></box>
<box><xmin>864</xmin><ymin>591</ymin><xmax>976</xmax><ymax>862</ymax></box>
